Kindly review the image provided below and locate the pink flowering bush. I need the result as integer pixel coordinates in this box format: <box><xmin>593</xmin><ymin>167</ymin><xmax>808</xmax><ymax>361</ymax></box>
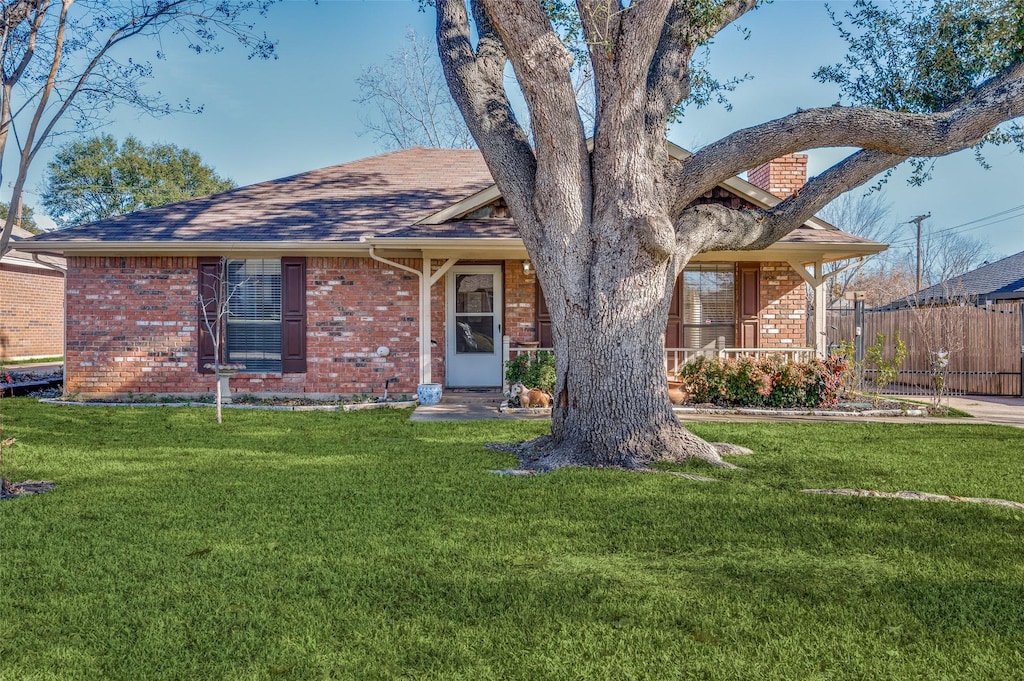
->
<box><xmin>677</xmin><ymin>355</ymin><xmax>848</xmax><ymax>408</ymax></box>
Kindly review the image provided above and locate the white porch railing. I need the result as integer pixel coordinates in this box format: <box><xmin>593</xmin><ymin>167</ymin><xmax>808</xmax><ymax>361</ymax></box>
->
<box><xmin>501</xmin><ymin>336</ymin><xmax>816</xmax><ymax>391</ymax></box>
<box><xmin>664</xmin><ymin>346</ymin><xmax>817</xmax><ymax>375</ymax></box>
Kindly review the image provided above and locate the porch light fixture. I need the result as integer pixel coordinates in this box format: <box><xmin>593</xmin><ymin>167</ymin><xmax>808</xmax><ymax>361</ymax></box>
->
<box><xmin>523</xmin><ymin>260</ymin><xmax>532</xmax><ymax>273</ymax></box>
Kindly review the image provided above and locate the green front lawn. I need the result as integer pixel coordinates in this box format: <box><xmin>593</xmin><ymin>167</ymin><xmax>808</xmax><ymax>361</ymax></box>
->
<box><xmin>2</xmin><ymin>400</ymin><xmax>1023</xmax><ymax>680</ymax></box>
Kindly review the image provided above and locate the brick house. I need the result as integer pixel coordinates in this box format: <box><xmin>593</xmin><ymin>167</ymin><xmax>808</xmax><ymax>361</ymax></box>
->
<box><xmin>0</xmin><ymin>226</ymin><xmax>65</xmax><ymax>361</ymax></box>
<box><xmin>18</xmin><ymin>144</ymin><xmax>885</xmax><ymax>399</ymax></box>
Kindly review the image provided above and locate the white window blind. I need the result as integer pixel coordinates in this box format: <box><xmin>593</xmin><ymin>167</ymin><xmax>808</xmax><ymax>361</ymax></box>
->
<box><xmin>682</xmin><ymin>264</ymin><xmax>735</xmax><ymax>349</ymax></box>
<box><xmin>226</xmin><ymin>259</ymin><xmax>282</xmax><ymax>372</ymax></box>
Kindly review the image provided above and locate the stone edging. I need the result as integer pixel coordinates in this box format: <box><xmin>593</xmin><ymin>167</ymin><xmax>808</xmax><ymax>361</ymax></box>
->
<box><xmin>673</xmin><ymin>406</ymin><xmax>927</xmax><ymax>417</ymax></box>
<box><xmin>496</xmin><ymin>400</ymin><xmax>927</xmax><ymax>417</ymax></box>
<box><xmin>38</xmin><ymin>398</ymin><xmax>417</xmax><ymax>412</ymax></box>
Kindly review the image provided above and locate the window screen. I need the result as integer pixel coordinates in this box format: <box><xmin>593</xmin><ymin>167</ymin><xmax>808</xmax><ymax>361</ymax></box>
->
<box><xmin>226</xmin><ymin>259</ymin><xmax>282</xmax><ymax>372</ymax></box>
<box><xmin>682</xmin><ymin>264</ymin><xmax>735</xmax><ymax>349</ymax></box>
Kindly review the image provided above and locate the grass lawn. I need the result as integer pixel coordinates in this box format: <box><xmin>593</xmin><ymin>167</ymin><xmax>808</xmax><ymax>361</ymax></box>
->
<box><xmin>2</xmin><ymin>399</ymin><xmax>1023</xmax><ymax>680</ymax></box>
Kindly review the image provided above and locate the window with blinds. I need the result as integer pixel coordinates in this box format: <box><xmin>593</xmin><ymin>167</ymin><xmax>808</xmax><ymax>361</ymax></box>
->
<box><xmin>682</xmin><ymin>264</ymin><xmax>736</xmax><ymax>349</ymax></box>
<box><xmin>225</xmin><ymin>259</ymin><xmax>282</xmax><ymax>372</ymax></box>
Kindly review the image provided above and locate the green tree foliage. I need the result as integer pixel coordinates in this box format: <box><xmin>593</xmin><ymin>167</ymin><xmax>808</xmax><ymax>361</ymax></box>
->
<box><xmin>815</xmin><ymin>0</ymin><xmax>1024</xmax><ymax>184</ymax></box>
<box><xmin>41</xmin><ymin>135</ymin><xmax>235</xmax><ymax>227</ymax></box>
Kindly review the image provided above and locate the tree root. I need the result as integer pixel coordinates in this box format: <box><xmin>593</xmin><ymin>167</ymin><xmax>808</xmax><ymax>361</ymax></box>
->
<box><xmin>710</xmin><ymin>442</ymin><xmax>754</xmax><ymax>456</ymax></box>
<box><xmin>803</xmin><ymin>488</ymin><xmax>1024</xmax><ymax>511</ymax></box>
<box><xmin>485</xmin><ymin>434</ymin><xmax>749</xmax><ymax>473</ymax></box>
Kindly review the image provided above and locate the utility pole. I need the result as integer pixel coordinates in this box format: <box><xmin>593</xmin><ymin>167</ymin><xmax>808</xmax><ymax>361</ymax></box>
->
<box><xmin>907</xmin><ymin>213</ymin><xmax>931</xmax><ymax>291</ymax></box>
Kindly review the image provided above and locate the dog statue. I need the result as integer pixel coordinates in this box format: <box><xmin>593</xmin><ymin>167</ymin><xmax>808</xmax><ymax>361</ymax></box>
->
<box><xmin>509</xmin><ymin>382</ymin><xmax>554</xmax><ymax>408</ymax></box>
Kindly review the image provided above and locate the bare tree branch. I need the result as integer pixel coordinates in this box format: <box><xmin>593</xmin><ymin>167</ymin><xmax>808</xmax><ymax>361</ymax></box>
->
<box><xmin>647</xmin><ymin>0</ymin><xmax>759</xmax><ymax>124</ymax></box>
<box><xmin>0</xmin><ymin>0</ymin><xmax>277</xmax><ymax>254</ymax></box>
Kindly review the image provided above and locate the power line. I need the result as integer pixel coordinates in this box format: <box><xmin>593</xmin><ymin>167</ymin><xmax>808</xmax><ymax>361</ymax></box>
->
<box><xmin>887</xmin><ymin>203</ymin><xmax>1024</xmax><ymax>247</ymax></box>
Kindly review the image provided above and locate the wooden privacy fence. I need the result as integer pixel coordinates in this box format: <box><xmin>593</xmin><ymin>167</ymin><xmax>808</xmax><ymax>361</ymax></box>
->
<box><xmin>827</xmin><ymin>301</ymin><xmax>1024</xmax><ymax>396</ymax></box>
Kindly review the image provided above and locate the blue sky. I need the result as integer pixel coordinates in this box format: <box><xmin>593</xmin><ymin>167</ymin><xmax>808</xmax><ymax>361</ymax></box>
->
<box><xmin>11</xmin><ymin>0</ymin><xmax>1024</xmax><ymax>257</ymax></box>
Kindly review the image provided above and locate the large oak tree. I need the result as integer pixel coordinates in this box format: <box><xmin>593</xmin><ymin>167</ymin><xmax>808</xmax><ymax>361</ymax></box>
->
<box><xmin>432</xmin><ymin>0</ymin><xmax>1024</xmax><ymax>469</ymax></box>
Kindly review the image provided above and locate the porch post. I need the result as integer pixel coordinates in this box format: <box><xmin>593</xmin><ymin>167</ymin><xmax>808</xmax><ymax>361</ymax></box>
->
<box><xmin>420</xmin><ymin>256</ymin><xmax>459</xmax><ymax>387</ymax></box>
<box><xmin>787</xmin><ymin>259</ymin><xmax>828</xmax><ymax>358</ymax></box>
<box><xmin>420</xmin><ymin>257</ymin><xmax>432</xmax><ymax>385</ymax></box>
<box><xmin>813</xmin><ymin>259</ymin><xmax>827</xmax><ymax>358</ymax></box>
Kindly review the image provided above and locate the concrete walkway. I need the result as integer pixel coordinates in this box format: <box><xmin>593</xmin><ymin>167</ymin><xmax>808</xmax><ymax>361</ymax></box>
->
<box><xmin>409</xmin><ymin>390</ymin><xmax>549</xmax><ymax>422</ymax></box>
<box><xmin>410</xmin><ymin>390</ymin><xmax>1024</xmax><ymax>429</ymax></box>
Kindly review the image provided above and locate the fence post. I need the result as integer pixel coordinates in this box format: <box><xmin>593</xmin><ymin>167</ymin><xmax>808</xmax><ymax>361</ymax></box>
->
<box><xmin>1019</xmin><ymin>302</ymin><xmax>1023</xmax><ymax>398</ymax></box>
<box><xmin>854</xmin><ymin>298</ymin><xmax>866</xmax><ymax>363</ymax></box>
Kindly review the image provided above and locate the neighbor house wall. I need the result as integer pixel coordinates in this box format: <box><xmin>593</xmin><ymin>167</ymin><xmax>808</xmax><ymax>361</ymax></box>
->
<box><xmin>0</xmin><ymin>262</ymin><xmax>64</xmax><ymax>360</ymax></box>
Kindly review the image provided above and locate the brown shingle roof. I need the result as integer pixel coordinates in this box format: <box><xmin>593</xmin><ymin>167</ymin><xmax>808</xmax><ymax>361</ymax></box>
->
<box><xmin>21</xmin><ymin>146</ymin><xmax>883</xmax><ymax>252</ymax></box>
<box><xmin>27</xmin><ymin>147</ymin><xmax>494</xmax><ymax>244</ymax></box>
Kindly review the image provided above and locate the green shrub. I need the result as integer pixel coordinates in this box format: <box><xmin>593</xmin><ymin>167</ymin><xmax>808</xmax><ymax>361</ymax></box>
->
<box><xmin>505</xmin><ymin>351</ymin><xmax>556</xmax><ymax>393</ymax></box>
<box><xmin>677</xmin><ymin>354</ymin><xmax>848</xmax><ymax>408</ymax></box>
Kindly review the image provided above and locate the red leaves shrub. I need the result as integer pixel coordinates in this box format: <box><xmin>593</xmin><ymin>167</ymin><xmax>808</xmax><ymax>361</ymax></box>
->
<box><xmin>677</xmin><ymin>355</ymin><xmax>848</xmax><ymax>408</ymax></box>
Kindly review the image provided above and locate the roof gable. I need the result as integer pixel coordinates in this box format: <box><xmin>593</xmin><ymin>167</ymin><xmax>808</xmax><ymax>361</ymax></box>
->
<box><xmin>416</xmin><ymin>141</ymin><xmax>836</xmax><ymax>231</ymax></box>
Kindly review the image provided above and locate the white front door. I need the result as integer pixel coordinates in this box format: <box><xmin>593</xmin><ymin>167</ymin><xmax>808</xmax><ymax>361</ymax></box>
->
<box><xmin>446</xmin><ymin>265</ymin><xmax>503</xmax><ymax>387</ymax></box>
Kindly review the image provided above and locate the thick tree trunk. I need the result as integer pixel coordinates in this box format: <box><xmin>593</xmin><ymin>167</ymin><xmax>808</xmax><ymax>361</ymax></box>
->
<box><xmin>519</xmin><ymin>211</ymin><xmax>734</xmax><ymax>471</ymax></box>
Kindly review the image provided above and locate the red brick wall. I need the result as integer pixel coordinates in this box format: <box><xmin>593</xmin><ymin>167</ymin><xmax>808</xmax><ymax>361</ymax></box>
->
<box><xmin>65</xmin><ymin>256</ymin><xmax>424</xmax><ymax>399</ymax></box>
<box><xmin>0</xmin><ymin>263</ymin><xmax>64</xmax><ymax>360</ymax></box>
<box><xmin>758</xmin><ymin>262</ymin><xmax>808</xmax><ymax>348</ymax></box>
<box><xmin>304</xmin><ymin>256</ymin><xmax>421</xmax><ymax>398</ymax></box>
<box><xmin>748</xmin><ymin>154</ymin><xmax>808</xmax><ymax>199</ymax></box>
<box><xmin>503</xmin><ymin>260</ymin><xmax>537</xmax><ymax>344</ymax></box>
<box><xmin>65</xmin><ymin>257</ymin><xmax>197</xmax><ymax>396</ymax></box>
<box><xmin>430</xmin><ymin>261</ymin><xmax>446</xmax><ymax>384</ymax></box>
<box><xmin>64</xmin><ymin>255</ymin><xmax>808</xmax><ymax>398</ymax></box>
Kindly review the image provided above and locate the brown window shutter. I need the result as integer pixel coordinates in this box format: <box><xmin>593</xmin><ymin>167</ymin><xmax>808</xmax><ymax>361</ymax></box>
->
<box><xmin>665</xmin><ymin>274</ymin><xmax>684</xmax><ymax>347</ymax></box>
<box><xmin>736</xmin><ymin>263</ymin><xmax>760</xmax><ymax>348</ymax></box>
<box><xmin>280</xmin><ymin>257</ymin><xmax>307</xmax><ymax>373</ymax></box>
<box><xmin>535</xmin><ymin>285</ymin><xmax>552</xmax><ymax>347</ymax></box>
<box><xmin>197</xmin><ymin>257</ymin><xmax>221</xmax><ymax>373</ymax></box>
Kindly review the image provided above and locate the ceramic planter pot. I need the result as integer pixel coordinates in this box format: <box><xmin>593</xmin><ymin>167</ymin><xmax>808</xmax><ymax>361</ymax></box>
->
<box><xmin>416</xmin><ymin>383</ymin><xmax>443</xmax><ymax>406</ymax></box>
<box><xmin>667</xmin><ymin>380</ymin><xmax>688</xmax><ymax>405</ymax></box>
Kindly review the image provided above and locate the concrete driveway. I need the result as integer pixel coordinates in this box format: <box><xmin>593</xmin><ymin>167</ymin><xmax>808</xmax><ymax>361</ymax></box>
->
<box><xmin>941</xmin><ymin>395</ymin><xmax>1024</xmax><ymax>429</ymax></box>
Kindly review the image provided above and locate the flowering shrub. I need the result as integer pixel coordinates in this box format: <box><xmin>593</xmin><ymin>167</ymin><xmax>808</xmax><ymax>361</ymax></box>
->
<box><xmin>677</xmin><ymin>355</ymin><xmax>848</xmax><ymax>408</ymax></box>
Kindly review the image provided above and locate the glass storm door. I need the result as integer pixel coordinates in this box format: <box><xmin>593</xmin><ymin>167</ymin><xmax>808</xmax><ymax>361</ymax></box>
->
<box><xmin>446</xmin><ymin>265</ymin><xmax>503</xmax><ymax>387</ymax></box>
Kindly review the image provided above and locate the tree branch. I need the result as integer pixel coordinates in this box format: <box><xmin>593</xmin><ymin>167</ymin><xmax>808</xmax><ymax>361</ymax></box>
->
<box><xmin>435</xmin><ymin>0</ymin><xmax>536</xmax><ymax>211</ymax></box>
<box><xmin>478</xmin><ymin>0</ymin><xmax>587</xmax><ymax>191</ymax></box>
<box><xmin>670</xmin><ymin>61</ymin><xmax>1024</xmax><ymax>212</ymax></box>
<box><xmin>674</xmin><ymin>149</ymin><xmax>905</xmax><ymax>254</ymax></box>
<box><xmin>647</xmin><ymin>0</ymin><xmax>759</xmax><ymax>125</ymax></box>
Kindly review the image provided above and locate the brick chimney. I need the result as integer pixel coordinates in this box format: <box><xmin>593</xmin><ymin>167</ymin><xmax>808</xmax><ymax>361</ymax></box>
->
<box><xmin>748</xmin><ymin>153</ymin><xmax>808</xmax><ymax>199</ymax></box>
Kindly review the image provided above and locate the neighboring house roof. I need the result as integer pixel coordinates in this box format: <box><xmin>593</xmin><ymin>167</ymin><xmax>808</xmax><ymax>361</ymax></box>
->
<box><xmin>16</xmin><ymin>145</ymin><xmax>886</xmax><ymax>264</ymax></box>
<box><xmin>2</xmin><ymin>225</ymin><xmax>65</xmax><ymax>272</ymax></box>
<box><xmin>914</xmin><ymin>249</ymin><xmax>1024</xmax><ymax>303</ymax></box>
